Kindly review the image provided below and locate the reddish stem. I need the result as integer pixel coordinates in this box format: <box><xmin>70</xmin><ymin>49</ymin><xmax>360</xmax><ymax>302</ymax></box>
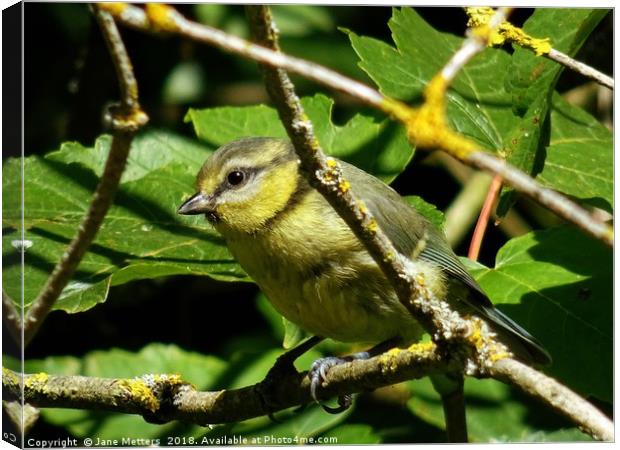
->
<box><xmin>468</xmin><ymin>174</ymin><xmax>503</xmax><ymax>261</ymax></box>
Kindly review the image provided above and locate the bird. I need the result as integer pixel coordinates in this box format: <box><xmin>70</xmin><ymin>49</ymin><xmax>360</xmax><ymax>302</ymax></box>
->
<box><xmin>178</xmin><ymin>136</ymin><xmax>551</xmax><ymax>410</ymax></box>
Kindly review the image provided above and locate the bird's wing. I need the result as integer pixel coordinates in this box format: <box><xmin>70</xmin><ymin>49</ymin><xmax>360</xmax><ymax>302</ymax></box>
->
<box><xmin>340</xmin><ymin>161</ymin><xmax>490</xmax><ymax>304</ymax></box>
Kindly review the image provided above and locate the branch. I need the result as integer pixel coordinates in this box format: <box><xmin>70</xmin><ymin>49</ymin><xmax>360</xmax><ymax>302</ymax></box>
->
<box><xmin>490</xmin><ymin>359</ymin><xmax>613</xmax><ymax>441</ymax></box>
<box><xmin>466</xmin><ymin>7</ymin><xmax>613</xmax><ymax>90</ymax></box>
<box><xmin>547</xmin><ymin>49</ymin><xmax>613</xmax><ymax>90</ymax></box>
<box><xmin>100</xmin><ymin>3</ymin><xmax>612</xmax><ymax>248</ymax></box>
<box><xmin>3</xmin><ymin>345</ymin><xmax>459</xmax><ymax>425</ymax></box>
<box><xmin>3</xmin><ymin>351</ymin><xmax>611</xmax><ymax>440</ymax></box>
<box><xmin>22</xmin><ymin>6</ymin><xmax>148</xmax><ymax>345</ymax></box>
<box><xmin>2</xmin><ymin>290</ymin><xmax>22</xmax><ymax>345</ymax></box>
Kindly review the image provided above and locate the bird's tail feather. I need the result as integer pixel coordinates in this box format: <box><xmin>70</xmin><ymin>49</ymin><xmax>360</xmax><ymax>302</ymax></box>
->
<box><xmin>482</xmin><ymin>305</ymin><xmax>552</xmax><ymax>366</ymax></box>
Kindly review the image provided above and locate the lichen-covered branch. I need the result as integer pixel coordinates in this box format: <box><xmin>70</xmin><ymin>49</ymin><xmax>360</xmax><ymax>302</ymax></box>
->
<box><xmin>22</xmin><ymin>6</ymin><xmax>148</xmax><ymax>345</ymax></box>
<box><xmin>3</xmin><ymin>345</ymin><xmax>458</xmax><ymax>425</ymax></box>
<box><xmin>3</xmin><ymin>349</ymin><xmax>611</xmax><ymax>440</ymax></box>
<box><xmin>100</xmin><ymin>3</ymin><xmax>612</xmax><ymax>248</ymax></box>
<box><xmin>490</xmin><ymin>359</ymin><xmax>613</xmax><ymax>441</ymax></box>
<box><xmin>466</xmin><ymin>7</ymin><xmax>613</xmax><ymax>90</ymax></box>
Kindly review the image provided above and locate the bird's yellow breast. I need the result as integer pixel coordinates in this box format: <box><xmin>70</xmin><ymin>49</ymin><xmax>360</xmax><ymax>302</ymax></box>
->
<box><xmin>217</xmin><ymin>190</ymin><xmax>430</xmax><ymax>344</ymax></box>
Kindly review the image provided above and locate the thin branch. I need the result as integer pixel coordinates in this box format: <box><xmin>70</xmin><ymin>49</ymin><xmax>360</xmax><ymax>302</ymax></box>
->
<box><xmin>547</xmin><ymin>48</ymin><xmax>613</xmax><ymax>90</ymax></box>
<box><xmin>468</xmin><ymin>174</ymin><xmax>502</xmax><ymax>261</ymax></box>
<box><xmin>22</xmin><ymin>6</ymin><xmax>148</xmax><ymax>346</ymax></box>
<box><xmin>2</xmin><ymin>290</ymin><xmax>22</xmax><ymax>345</ymax></box>
<box><xmin>490</xmin><ymin>359</ymin><xmax>613</xmax><ymax>441</ymax></box>
<box><xmin>100</xmin><ymin>3</ymin><xmax>612</xmax><ymax>248</ymax></box>
<box><xmin>467</xmin><ymin>151</ymin><xmax>612</xmax><ymax>245</ymax></box>
<box><xmin>466</xmin><ymin>7</ymin><xmax>613</xmax><ymax>90</ymax></box>
<box><xmin>3</xmin><ymin>345</ymin><xmax>459</xmax><ymax>425</ymax></box>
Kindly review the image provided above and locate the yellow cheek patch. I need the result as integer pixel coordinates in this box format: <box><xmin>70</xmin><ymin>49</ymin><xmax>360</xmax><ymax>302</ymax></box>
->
<box><xmin>216</xmin><ymin>161</ymin><xmax>301</xmax><ymax>233</ymax></box>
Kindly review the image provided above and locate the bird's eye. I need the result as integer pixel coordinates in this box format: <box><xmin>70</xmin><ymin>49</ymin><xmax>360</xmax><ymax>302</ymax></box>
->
<box><xmin>227</xmin><ymin>170</ymin><xmax>245</xmax><ymax>186</ymax></box>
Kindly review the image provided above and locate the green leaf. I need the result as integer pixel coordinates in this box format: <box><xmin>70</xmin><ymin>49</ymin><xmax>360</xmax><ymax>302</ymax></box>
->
<box><xmin>23</xmin><ymin>344</ymin><xmax>228</xmax><ymax>441</ymax></box>
<box><xmin>506</xmin><ymin>9</ymin><xmax>608</xmax><ymax>113</ymax></box>
<box><xmin>407</xmin><ymin>377</ymin><xmax>591</xmax><ymax>442</ymax></box>
<box><xmin>404</xmin><ymin>195</ymin><xmax>445</xmax><ymax>230</ymax></box>
<box><xmin>282</xmin><ymin>317</ymin><xmax>306</xmax><ymax>349</ymax></box>
<box><xmin>272</xmin><ymin>5</ymin><xmax>333</xmax><ymax>37</ymax></box>
<box><xmin>348</xmin><ymin>7</ymin><xmax>516</xmax><ymax>151</ymax></box>
<box><xmin>46</xmin><ymin>130</ymin><xmax>211</xmax><ymax>184</ymax></box>
<box><xmin>185</xmin><ymin>93</ymin><xmax>414</xmax><ymax>183</ymax></box>
<box><xmin>465</xmin><ymin>226</ymin><xmax>612</xmax><ymax>402</ymax></box>
<box><xmin>2</xmin><ymin>135</ymin><xmax>247</xmax><ymax>315</ymax></box>
<box><xmin>498</xmin><ymin>9</ymin><xmax>607</xmax><ymax>215</ymax></box>
<box><xmin>496</xmin><ymin>94</ymin><xmax>550</xmax><ymax>216</ymax></box>
<box><xmin>538</xmin><ymin>94</ymin><xmax>613</xmax><ymax>212</ymax></box>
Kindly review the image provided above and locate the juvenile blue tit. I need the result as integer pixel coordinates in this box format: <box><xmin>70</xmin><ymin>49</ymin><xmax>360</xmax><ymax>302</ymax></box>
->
<box><xmin>178</xmin><ymin>137</ymin><xmax>550</xmax><ymax>389</ymax></box>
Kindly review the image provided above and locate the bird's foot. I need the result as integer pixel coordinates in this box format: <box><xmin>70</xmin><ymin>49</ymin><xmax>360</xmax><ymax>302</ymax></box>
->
<box><xmin>308</xmin><ymin>351</ymin><xmax>370</xmax><ymax>414</ymax></box>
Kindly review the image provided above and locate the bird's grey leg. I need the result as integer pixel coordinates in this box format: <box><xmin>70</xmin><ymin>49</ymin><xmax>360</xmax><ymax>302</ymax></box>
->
<box><xmin>309</xmin><ymin>337</ymin><xmax>404</xmax><ymax>414</ymax></box>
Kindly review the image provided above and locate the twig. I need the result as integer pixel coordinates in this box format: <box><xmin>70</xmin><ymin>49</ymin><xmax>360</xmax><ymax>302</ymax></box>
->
<box><xmin>468</xmin><ymin>174</ymin><xmax>502</xmax><ymax>261</ymax></box>
<box><xmin>22</xmin><ymin>6</ymin><xmax>148</xmax><ymax>346</ymax></box>
<box><xmin>490</xmin><ymin>359</ymin><xmax>613</xmax><ymax>441</ymax></box>
<box><xmin>468</xmin><ymin>151</ymin><xmax>612</xmax><ymax>245</ymax></box>
<box><xmin>2</xmin><ymin>290</ymin><xmax>22</xmax><ymax>345</ymax></box>
<box><xmin>547</xmin><ymin>49</ymin><xmax>613</xmax><ymax>90</ymax></box>
<box><xmin>3</xmin><ymin>345</ymin><xmax>459</xmax><ymax>425</ymax></box>
<box><xmin>466</xmin><ymin>7</ymin><xmax>613</xmax><ymax>90</ymax></box>
<box><xmin>100</xmin><ymin>3</ymin><xmax>612</xmax><ymax>248</ymax></box>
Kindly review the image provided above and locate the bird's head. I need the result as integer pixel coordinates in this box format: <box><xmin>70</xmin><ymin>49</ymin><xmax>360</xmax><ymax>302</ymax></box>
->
<box><xmin>178</xmin><ymin>137</ymin><xmax>303</xmax><ymax>235</ymax></box>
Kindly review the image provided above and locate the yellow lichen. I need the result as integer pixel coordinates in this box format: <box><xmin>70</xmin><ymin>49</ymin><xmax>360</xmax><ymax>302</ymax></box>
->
<box><xmin>383</xmin><ymin>251</ymin><xmax>395</xmax><ymax>262</ymax></box>
<box><xmin>97</xmin><ymin>2</ymin><xmax>128</xmax><ymax>16</ymax></box>
<box><xmin>25</xmin><ymin>372</ymin><xmax>49</xmax><ymax>389</ymax></box>
<box><xmin>366</xmin><ymin>218</ymin><xmax>378</xmax><ymax>233</ymax></box>
<box><xmin>358</xmin><ymin>201</ymin><xmax>368</xmax><ymax>215</ymax></box>
<box><xmin>145</xmin><ymin>3</ymin><xmax>178</xmax><ymax>33</ymax></box>
<box><xmin>338</xmin><ymin>179</ymin><xmax>351</xmax><ymax>193</ymax></box>
<box><xmin>378</xmin><ymin>348</ymin><xmax>401</xmax><ymax>371</ymax></box>
<box><xmin>153</xmin><ymin>373</ymin><xmax>184</xmax><ymax>386</ymax></box>
<box><xmin>326</xmin><ymin>158</ymin><xmax>338</xmax><ymax>169</ymax></box>
<box><xmin>466</xmin><ymin>7</ymin><xmax>551</xmax><ymax>56</ymax></box>
<box><xmin>407</xmin><ymin>341</ymin><xmax>435</xmax><ymax>356</ymax></box>
<box><xmin>119</xmin><ymin>379</ymin><xmax>159</xmax><ymax>413</ymax></box>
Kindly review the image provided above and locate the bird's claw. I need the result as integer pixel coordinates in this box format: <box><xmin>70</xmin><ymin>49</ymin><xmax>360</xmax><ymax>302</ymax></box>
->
<box><xmin>308</xmin><ymin>353</ymin><xmax>368</xmax><ymax>414</ymax></box>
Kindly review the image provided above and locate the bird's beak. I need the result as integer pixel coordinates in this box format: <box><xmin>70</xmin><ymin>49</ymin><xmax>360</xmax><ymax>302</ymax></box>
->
<box><xmin>178</xmin><ymin>192</ymin><xmax>214</xmax><ymax>215</ymax></box>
